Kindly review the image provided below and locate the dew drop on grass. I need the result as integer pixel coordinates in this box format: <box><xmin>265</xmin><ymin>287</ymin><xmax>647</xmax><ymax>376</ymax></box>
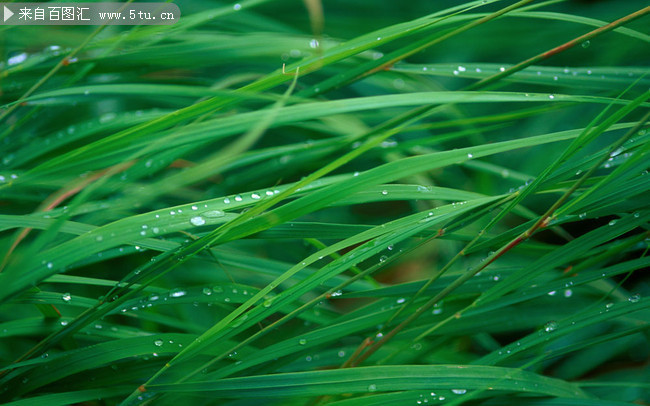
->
<box><xmin>547</xmin><ymin>290</ymin><xmax>556</xmax><ymax>296</ymax></box>
<box><xmin>548</xmin><ymin>94</ymin><xmax>555</xmax><ymax>99</ymax></box>
<box><xmin>381</xmin><ymin>190</ymin><xmax>388</xmax><ymax>196</ymax></box>
<box><xmin>8</xmin><ymin>52</ymin><xmax>28</xmax><ymax>66</ymax></box>
<box><xmin>432</xmin><ymin>303</ymin><xmax>443</xmax><ymax>315</ymax></box>
<box><xmin>233</xmin><ymin>3</ymin><xmax>241</xmax><ymax>10</ymax></box>
<box><xmin>61</xmin><ymin>293</ymin><xmax>71</xmax><ymax>302</ymax></box>
<box><xmin>190</xmin><ymin>216</ymin><xmax>206</xmax><ymax>226</ymax></box>
<box><xmin>235</xmin><ymin>195</ymin><xmax>243</xmax><ymax>202</ymax></box>
<box><xmin>467</xmin><ymin>153</ymin><xmax>473</xmax><ymax>158</ymax></box>
<box><xmin>309</xmin><ymin>39</ymin><xmax>319</xmax><ymax>49</ymax></box>
<box><xmin>579</xmin><ymin>213</ymin><xmax>587</xmax><ymax>219</ymax></box>
<box><xmin>581</xmin><ymin>40</ymin><xmax>590</xmax><ymax>48</ymax></box>
<box><xmin>46</xmin><ymin>262</ymin><xmax>53</xmax><ymax>269</ymax></box>
<box><xmin>338</xmin><ymin>350</ymin><xmax>345</xmax><ymax>357</ymax></box>
<box><xmin>202</xmin><ymin>210</ymin><xmax>224</xmax><ymax>218</ymax></box>
<box><xmin>202</xmin><ymin>287</ymin><xmax>212</xmax><ymax>296</ymax></box>
<box><xmin>170</xmin><ymin>289</ymin><xmax>186</xmax><ymax>298</ymax></box>
<box><xmin>608</xmin><ymin>219</ymin><xmax>617</xmax><ymax>226</ymax></box>
<box><xmin>628</xmin><ymin>293</ymin><xmax>641</xmax><ymax>303</ymax></box>
<box><xmin>452</xmin><ymin>389</ymin><xmax>467</xmax><ymax>395</ymax></box>
<box><xmin>251</xmin><ymin>193</ymin><xmax>261</xmax><ymax>199</ymax></box>
<box><xmin>368</xmin><ymin>384</ymin><xmax>377</xmax><ymax>392</ymax></box>
<box><xmin>379</xmin><ymin>255</ymin><xmax>388</xmax><ymax>263</ymax></box>
<box><xmin>223</xmin><ymin>197</ymin><xmax>231</xmax><ymax>204</ymax></box>
<box><xmin>396</xmin><ymin>298</ymin><xmax>406</xmax><ymax>304</ymax></box>
<box><xmin>299</xmin><ymin>338</ymin><xmax>307</xmax><ymax>345</ymax></box>
<box><xmin>154</xmin><ymin>339</ymin><xmax>163</xmax><ymax>347</ymax></box>
<box><xmin>544</xmin><ymin>321</ymin><xmax>558</xmax><ymax>332</ymax></box>
<box><xmin>564</xmin><ymin>289</ymin><xmax>573</xmax><ymax>298</ymax></box>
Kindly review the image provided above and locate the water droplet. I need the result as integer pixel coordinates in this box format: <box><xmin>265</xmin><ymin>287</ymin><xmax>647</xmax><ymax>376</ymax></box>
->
<box><xmin>499</xmin><ymin>66</ymin><xmax>505</xmax><ymax>72</ymax></box>
<box><xmin>608</xmin><ymin>219</ymin><xmax>617</xmax><ymax>226</ymax></box>
<box><xmin>579</xmin><ymin>213</ymin><xmax>587</xmax><ymax>219</ymax></box>
<box><xmin>190</xmin><ymin>216</ymin><xmax>206</xmax><ymax>226</ymax></box>
<box><xmin>46</xmin><ymin>262</ymin><xmax>53</xmax><ymax>269</ymax></box>
<box><xmin>154</xmin><ymin>339</ymin><xmax>163</xmax><ymax>347</ymax></box>
<box><xmin>233</xmin><ymin>3</ymin><xmax>241</xmax><ymax>10</ymax></box>
<box><xmin>251</xmin><ymin>193</ymin><xmax>261</xmax><ymax>199</ymax></box>
<box><xmin>628</xmin><ymin>293</ymin><xmax>641</xmax><ymax>303</ymax></box>
<box><xmin>581</xmin><ymin>40</ymin><xmax>590</xmax><ymax>48</ymax></box>
<box><xmin>452</xmin><ymin>389</ymin><xmax>467</xmax><ymax>395</ymax></box>
<box><xmin>234</xmin><ymin>195</ymin><xmax>243</xmax><ymax>202</ymax></box>
<box><xmin>387</xmin><ymin>245</ymin><xmax>394</xmax><ymax>251</ymax></box>
<box><xmin>299</xmin><ymin>338</ymin><xmax>307</xmax><ymax>345</ymax></box>
<box><xmin>457</xmin><ymin>65</ymin><xmax>466</xmax><ymax>72</ymax></box>
<box><xmin>170</xmin><ymin>289</ymin><xmax>186</xmax><ymax>298</ymax></box>
<box><xmin>61</xmin><ymin>293</ymin><xmax>71</xmax><ymax>302</ymax></box>
<box><xmin>547</xmin><ymin>290</ymin><xmax>556</xmax><ymax>296</ymax></box>
<box><xmin>202</xmin><ymin>210</ymin><xmax>224</xmax><ymax>218</ymax></box>
<box><xmin>8</xmin><ymin>52</ymin><xmax>28</xmax><ymax>66</ymax></box>
<box><xmin>379</xmin><ymin>255</ymin><xmax>388</xmax><ymax>263</ymax></box>
<box><xmin>381</xmin><ymin>190</ymin><xmax>388</xmax><ymax>196</ymax></box>
<box><xmin>432</xmin><ymin>303</ymin><xmax>443</xmax><ymax>315</ymax></box>
<box><xmin>309</xmin><ymin>39</ymin><xmax>319</xmax><ymax>49</ymax></box>
<box><xmin>338</xmin><ymin>350</ymin><xmax>345</xmax><ymax>357</ymax></box>
<box><xmin>95</xmin><ymin>236</ymin><xmax>103</xmax><ymax>242</ymax></box>
<box><xmin>548</xmin><ymin>94</ymin><xmax>555</xmax><ymax>99</ymax></box>
<box><xmin>544</xmin><ymin>321</ymin><xmax>558</xmax><ymax>332</ymax></box>
<box><xmin>467</xmin><ymin>153</ymin><xmax>473</xmax><ymax>158</ymax></box>
<box><xmin>202</xmin><ymin>287</ymin><xmax>212</xmax><ymax>296</ymax></box>
<box><xmin>396</xmin><ymin>298</ymin><xmax>406</xmax><ymax>304</ymax></box>
<box><xmin>605</xmin><ymin>302</ymin><xmax>614</xmax><ymax>309</ymax></box>
<box><xmin>564</xmin><ymin>289</ymin><xmax>572</xmax><ymax>298</ymax></box>
<box><xmin>368</xmin><ymin>384</ymin><xmax>377</xmax><ymax>392</ymax></box>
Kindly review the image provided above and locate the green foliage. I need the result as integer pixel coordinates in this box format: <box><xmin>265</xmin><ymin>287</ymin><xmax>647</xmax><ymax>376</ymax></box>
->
<box><xmin>1</xmin><ymin>0</ymin><xmax>649</xmax><ymax>405</ymax></box>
